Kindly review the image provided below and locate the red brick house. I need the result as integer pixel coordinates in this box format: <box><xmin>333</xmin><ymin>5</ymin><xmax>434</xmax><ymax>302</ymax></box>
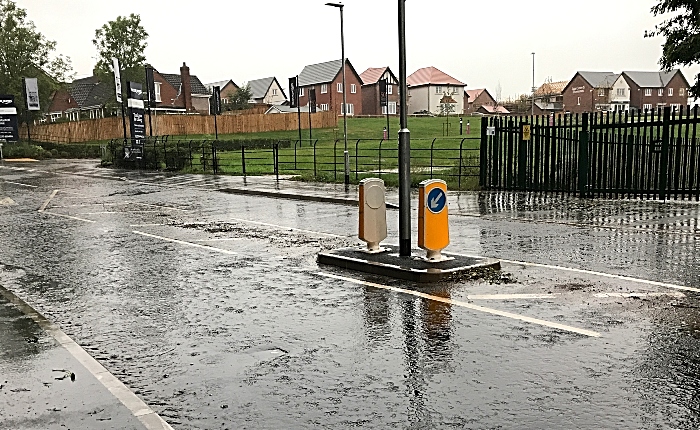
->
<box><xmin>48</xmin><ymin>62</ymin><xmax>210</xmax><ymax>121</ymax></box>
<box><xmin>562</xmin><ymin>71</ymin><xmax>618</xmax><ymax>114</ymax></box>
<box><xmin>359</xmin><ymin>67</ymin><xmax>399</xmax><ymax>116</ymax></box>
<box><xmin>204</xmin><ymin>79</ymin><xmax>239</xmax><ymax>108</ymax></box>
<box><xmin>619</xmin><ymin>70</ymin><xmax>690</xmax><ymax>113</ymax></box>
<box><xmin>464</xmin><ymin>89</ymin><xmax>496</xmax><ymax>114</ymax></box>
<box><xmin>297</xmin><ymin>59</ymin><xmax>363</xmax><ymax>115</ymax></box>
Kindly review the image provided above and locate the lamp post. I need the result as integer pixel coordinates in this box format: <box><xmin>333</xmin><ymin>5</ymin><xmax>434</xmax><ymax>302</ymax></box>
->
<box><xmin>531</xmin><ymin>52</ymin><xmax>535</xmax><ymax>116</ymax></box>
<box><xmin>325</xmin><ymin>2</ymin><xmax>349</xmax><ymax>186</ymax></box>
<box><xmin>397</xmin><ymin>0</ymin><xmax>411</xmax><ymax>256</ymax></box>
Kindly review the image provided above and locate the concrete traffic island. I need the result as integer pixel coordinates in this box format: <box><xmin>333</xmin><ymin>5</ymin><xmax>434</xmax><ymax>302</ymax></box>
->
<box><xmin>318</xmin><ymin>178</ymin><xmax>500</xmax><ymax>283</ymax></box>
<box><xmin>318</xmin><ymin>245</ymin><xmax>501</xmax><ymax>283</ymax></box>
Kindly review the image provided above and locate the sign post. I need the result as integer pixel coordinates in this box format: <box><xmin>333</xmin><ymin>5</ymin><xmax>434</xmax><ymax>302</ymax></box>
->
<box><xmin>289</xmin><ymin>76</ymin><xmax>302</xmax><ymax>146</ymax></box>
<box><xmin>0</xmin><ymin>95</ymin><xmax>19</xmax><ymax>143</ymax></box>
<box><xmin>379</xmin><ymin>78</ymin><xmax>389</xmax><ymax>138</ymax></box>
<box><xmin>126</xmin><ymin>82</ymin><xmax>146</xmax><ymax>160</ymax></box>
<box><xmin>418</xmin><ymin>179</ymin><xmax>452</xmax><ymax>262</ymax></box>
<box><xmin>145</xmin><ymin>66</ymin><xmax>155</xmax><ymax>137</ymax></box>
<box><xmin>22</xmin><ymin>77</ymin><xmax>40</xmax><ymax>144</ymax></box>
<box><xmin>113</xmin><ymin>58</ymin><xmax>128</xmax><ymax>145</ymax></box>
<box><xmin>211</xmin><ymin>85</ymin><xmax>221</xmax><ymax>139</ymax></box>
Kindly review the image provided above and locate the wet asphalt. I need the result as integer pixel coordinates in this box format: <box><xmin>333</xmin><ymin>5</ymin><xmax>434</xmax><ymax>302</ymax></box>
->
<box><xmin>1</xmin><ymin>159</ymin><xmax>700</xmax><ymax>429</ymax></box>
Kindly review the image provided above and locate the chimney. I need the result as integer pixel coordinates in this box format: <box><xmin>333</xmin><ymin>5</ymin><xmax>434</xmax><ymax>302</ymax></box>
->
<box><xmin>180</xmin><ymin>62</ymin><xmax>193</xmax><ymax>112</ymax></box>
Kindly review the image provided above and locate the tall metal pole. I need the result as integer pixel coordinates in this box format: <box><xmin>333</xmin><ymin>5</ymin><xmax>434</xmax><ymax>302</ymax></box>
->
<box><xmin>296</xmin><ymin>75</ymin><xmax>302</xmax><ymax>145</ymax></box>
<box><xmin>398</xmin><ymin>0</ymin><xmax>411</xmax><ymax>256</ymax></box>
<box><xmin>531</xmin><ymin>52</ymin><xmax>535</xmax><ymax>116</ymax></box>
<box><xmin>340</xmin><ymin>5</ymin><xmax>349</xmax><ymax>186</ymax></box>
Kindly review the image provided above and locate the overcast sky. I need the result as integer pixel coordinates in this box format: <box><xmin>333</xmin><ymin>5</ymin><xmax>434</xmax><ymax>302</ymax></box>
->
<box><xmin>15</xmin><ymin>0</ymin><xmax>700</xmax><ymax>100</ymax></box>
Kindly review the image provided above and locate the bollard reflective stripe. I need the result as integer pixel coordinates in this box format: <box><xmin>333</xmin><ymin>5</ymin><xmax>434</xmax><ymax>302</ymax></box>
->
<box><xmin>418</xmin><ymin>179</ymin><xmax>450</xmax><ymax>261</ymax></box>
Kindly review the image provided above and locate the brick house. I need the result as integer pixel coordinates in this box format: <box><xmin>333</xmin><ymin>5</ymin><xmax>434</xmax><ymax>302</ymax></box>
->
<box><xmin>359</xmin><ymin>67</ymin><xmax>399</xmax><ymax>116</ymax></box>
<box><xmin>204</xmin><ymin>79</ymin><xmax>239</xmax><ymax>108</ymax></box>
<box><xmin>464</xmin><ymin>89</ymin><xmax>496</xmax><ymax>114</ymax></box>
<box><xmin>48</xmin><ymin>62</ymin><xmax>210</xmax><ymax>120</ymax></box>
<box><xmin>613</xmin><ymin>70</ymin><xmax>690</xmax><ymax>113</ymax></box>
<box><xmin>407</xmin><ymin>67</ymin><xmax>465</xmax><ymax>115</ymax></box>
<box><xmin>297</xmin><ymin>59</ymin><xmax>363</xmax><ymax>115</ymax></box>
<box><xmin>562</xmin><ymin>71</ymin><xmax>618</xmax><ymax>114</ymax></box>
<box><xmin>248</xmin><ymin>77</ymin><xmax>287</xmax><ymax>105</ymax></box>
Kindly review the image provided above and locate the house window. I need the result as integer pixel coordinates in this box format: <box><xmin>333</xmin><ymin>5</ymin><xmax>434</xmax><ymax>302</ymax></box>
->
<box><xmin>680</xmin><ymin>88</ymin><xmax>685</xmax><ymax>96</ymax></box>
<box><xmin>299</xmin><ymin>87</ymin><xmax>304</xmax><ymax>97</ymax></box>
<box><xmin>598</xmin><ymin>89</ymin><xmax>605</xmax><ymax>97</ymax></box>
<box><xmin>321</xmin><ymin>84</ymin><xmax>328</xmax><ymax>94</ymax></box>
<box><xmin>645</xmin><ymin>89</ymin><xmax>652</xmax><ymax>96</ymax></box>
<box><xmin>616</xmin><ymin>88</ymin><xmax>626</xmax><ymax>97</ymax></box>
<box><xmin>272</xmin><ymin>89</ymin><xmax>277</xmax><ymax>96</ymax></box>
<box><xmin>320</xmin><ymin>103</ymin><xmax>329</xmax><ymax>111</ymax></box>
<box><xmin>658</xmin><ymin>88</ymin><xmax>664</xmax><ymax>96</ymax></box>
<box><xmin>341</xmin><ymin>103</ymin><xmax>354</xmax><ymax>115</ymax></box>
<box><xmin>382</xmin><ymin>102</ymin><xmax>397</xmax><ymax>115</ymax></box>
<box><xmin>577</xmin><ymin>97</ymin><xmax>581</xmax><ymax>106</ymax></box>
<box><xmin>643</xmin><ymin>103</ymin><xmax>652</xmax><ymax>111</ymax></box>
<box><xmin>337</xmin><ymin>83</ymin><xmax>343</xmax><ymax>93</ymax></box>
<box><xmin>435</xmin><ymin>86</ymin><xmax>442</xmax><ymax>94</ymax></box>
<box><xmin>154</xmin><ymin>82</ymin><xmax>162</xmax><ymax>102</ymax></box>
<box><xmin>671</xmin><ymin>103</ymin><xmax>681</xmax><ymax>111</ymax></box>
<box><xmin>668</xmin><ymin>88</ymin><xmax>673</xmax><ymax>96</ymax></box>
<box><xmin>350</xmin><ymin>84</ymin><xmax>356</xmax><ymax>94</ymax></box>
<box><xmin>387</xmin><ymin>84</ymin><xmax>393</xmax><ymax>94</ymax></box>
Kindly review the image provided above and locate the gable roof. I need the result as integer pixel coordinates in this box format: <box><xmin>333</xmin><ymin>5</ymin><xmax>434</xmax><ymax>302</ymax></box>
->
<box><xmin>622</xmin><ymin>70</ymin><xmax>682</xmax><ymax>88</ymax></box>
<box><xmin>359</xmin><ymin>67</ymin><xmax>397</xmax><ymax>85</ymax></box>
<box><xmin>534</xmin><ymin>80</ymin><xmax>568</xmax><ymax>96</ymax></box>
<box><xmin>298</xmin><ymin>59</ymin><xmax>363</xmax><ymax>87</ymax></box>
<box><xmin>478</xmin><ymin>105</ymin><xmax>510</xmax><ymax>114</ymax></box>
<box><xmin>465</xmin><ymin>89</ymin><xmax>485</xmax><ymax>102</ymax></box>
<box><xmin>68</xmin><ymin>76</ymin><xmax>111</xmax><ymax>108</ymax></box>
<box><xmin>247</xmin><ymin>77</ymin><xmax>280</xmax><ymax>100</ymax></box>
<box><xmin>576</xmin><ymin>71</ymin><xmax>619</xmax><ymax>88</ymax></box>
<box><xmin>407</xmin><ymin>66</ymin><xmax>465</xmax><ymax>87</ymax></box>
<box><xmin>204</xmin><ymin>79</ymin><xmax>238</xmax><ymax>93</ymax></box>
<box><xmin>159</xmin><ymin>73</ymin><xmax>209</xmax><ymax>95</ymax></box>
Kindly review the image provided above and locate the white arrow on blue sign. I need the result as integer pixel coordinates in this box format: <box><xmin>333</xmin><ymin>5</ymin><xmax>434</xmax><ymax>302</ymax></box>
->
<box><xmin>427</xmin><ymin>187</ymin><xmax>446</xmax><ymax>214</ymax></box>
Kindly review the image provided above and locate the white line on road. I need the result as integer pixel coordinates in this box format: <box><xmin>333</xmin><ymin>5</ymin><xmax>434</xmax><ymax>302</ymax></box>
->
<box><xmin>318</xmin><ymin>272</ymin><xmax>601</xmax><ymax>338</ymax></box>
<box><xmin>42</xmin><ymin>211</ymin><xmax>96</xmax><ymax>223</ymax></box>
<box><xmin>38</xmin><ymin>189</ymin><xmax>58</xmax><ymax>212</ymax></box>
<box><xmin>594</xmin><ymin>291</ymin><xmax>686</xmax><ymax>298</ymax></box>
<box><xmin>132</xmin><ymin>230</ymin><xmax>237</xmax><ymax>255</ymax></box>
<box><xmin>467</xmin><ymin>293</ymin><xmax>560</xmax><ymax>300</ymax></box>
<box><xmin>3</xmin><ymin>180</ymin><xmax>38</xmax><ymax>188</ymax></box>
<box><xmin>228</xmin><ymin>216</ymin><xmax>350</xmax><ymax>239</ymax></box>
<box><xmin>499</xmin><ymin>258</ymin><xmax>700</xmax><ymax>293</ymax></box>
<box><xmin>0</xmin><ymin>286</ymin><xmax>173</xmax><ymax>430</ymax></box>
<box><xmin>80</xmin><ymin>210</ymin><xmax>162</xmax><ymax>215</ymax></box>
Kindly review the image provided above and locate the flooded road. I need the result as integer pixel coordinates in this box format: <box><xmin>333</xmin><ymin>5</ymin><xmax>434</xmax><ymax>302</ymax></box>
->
<box><xmin>1</xmin><ymin>160</ymin><xmax>700</xmax><ymax>429</ymax></box>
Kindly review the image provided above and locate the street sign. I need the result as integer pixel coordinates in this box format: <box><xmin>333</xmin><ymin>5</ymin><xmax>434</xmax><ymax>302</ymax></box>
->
<box><xmin>0</xmin><ymin>95</ymin><xmax>19</xmax><ymax>142</ymax></box>
<box><xmin>487</xmin><ymin>126</ymin><xmax>495</xmax><ymax>136</ymax></box>
<box><xmin>521</xmin><ymin>123</ymin><xmax>531</xmax><ymax>141</ymax></box>
<box><xmin>418</xmin><ymin>179</ymin><xmax>450</xmax><ymax>261</ymax></box>
<box><xmin>112</xmin><ymin>58</ymin><xmax>122</xmax><ymax>103</ymax></box>
<box><xmin>23</xmin><ymin>78</ymin><xmax>40</xmax><ymax>111</ymax></box>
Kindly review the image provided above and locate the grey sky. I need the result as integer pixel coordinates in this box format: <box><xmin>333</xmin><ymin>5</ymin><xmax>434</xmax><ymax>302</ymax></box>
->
<box><xmin>15</xmin><ymin>0</ymin><xmax>700</xmax><ymax>100</ymax></box>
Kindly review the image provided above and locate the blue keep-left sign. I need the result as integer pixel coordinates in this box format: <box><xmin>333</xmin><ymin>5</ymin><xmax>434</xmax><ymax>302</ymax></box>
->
<box><xmin>426</xmin><ymin>187</ymin><xmax>446</xmax><ymax>214</ymax></box>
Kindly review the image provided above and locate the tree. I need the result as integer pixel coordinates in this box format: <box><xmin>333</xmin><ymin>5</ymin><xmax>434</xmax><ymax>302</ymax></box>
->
<box><xmin>226</xmin><ymin>84</ymin><xmax>253</xmax><ymax>111</ymax></box>
<box><xmin>647</xmin><ymin>0</ymin><xmax>700</xmax><ymax>97</ymax></box>
<box><xmin>92</xmin><ymin>13</ymin><xmax>148</xmax><ymax>101</ymax></box>
<box><xmin>0</xmin><ymin>0</ymin><xmax>73</xmax><ymax>122</ymax></box>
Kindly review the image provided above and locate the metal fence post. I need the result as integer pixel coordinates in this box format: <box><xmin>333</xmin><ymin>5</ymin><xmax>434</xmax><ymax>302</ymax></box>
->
<box><xmin>659</xmin><ymin>106</ymin><xmax>671</xmax><ymax>200</ymax></box>
<box><xmin>479</xmin><ymin>116</ymin><xmax>487</xmax><ymax>187</ymax></box>
<box><xmin>459</xmin><ymin>139</ymin><xmax>464</xmax><ymax>189</ymax></box>
<box><xmin>578</xmin><ymin>113</ymin><xmax>589</xmax><ymax>198</ymax></box>
<box><xmin>241</xmin><ymin>145</ymin><xmax>246</xmax><ymax>176</ymax></box>
<box><xmin>274</xmin><ymin>142</ymin><xmax>279</xmax><ymax>179</ymax></box>
<box><xmin>378</xmin><ymin>139</ymin><xmax>383</xmax><ymax>177</ymax></box>
<box><xmin>313</xmin><ymin>140</ymin><xmax>317</xmax><ymax>177</ymax></box>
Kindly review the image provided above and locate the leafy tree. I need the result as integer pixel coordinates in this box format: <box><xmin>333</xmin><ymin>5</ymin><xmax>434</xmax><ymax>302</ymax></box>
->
<box><xmin>0</xmin><ymin>0</ymin><xmax>73</xmax><ymax>122</ymax></box>
<box><xmin>647</xmin><ymin>0</ymin><xmax>700</xmax><ymax>97</ymax></box>
<box><xmin>92</xmin><ymin>13</ymin><xmax>148</xmax><ymax>101</ymax></box>
<box><xmin>226</xmin><ymin>84</ymin><xmax>253</xmax><ymax>111</ymax></box>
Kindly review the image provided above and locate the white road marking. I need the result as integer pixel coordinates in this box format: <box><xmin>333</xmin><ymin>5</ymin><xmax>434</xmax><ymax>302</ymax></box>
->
<box><xmin>594</xmin><ymin>291</ymin><xmax>686</xmax><ymax>298</ymax></box>
<box><xmin>499</xmin><ymin>258</ymin><xmax>700</xmax><ymax>293</ymax></box>
<box><xmin>318</xmin><ymin>272</ymin><xmax>601</xmax><ymax>338</ymax></box>
<box><xmin>193</xmin><ymin>238</ymin><xmax>243</xmax><ymax>242</ymax></box>
<box><xmin>42</xmin><ymin>211</ymin><xmax>96</xmax><ymax>223</ymax></box>
<box><xmin>80</xmin><ymin>210</ymin><xmax>162</xmax><ymax>215</ymax></box>
<box><xmin>228</xmin><ymin>216</ymin><xmax>350</xmax><ymax>239</ymax></box>
<box><xmin>468</xmin><ymin>293</ymin><xmax>560</xmax><ymax>300</ymax></box>
<box><xmin>3</xmin><ymin>181</ymin><xmax>38</xmax><ymax>188</ymax></box>
<box><xmin>38</xmin><ymin>189</ymin><xmax>58</xmax><ymax>212</ymax></box>
<box><xmin>129</xmin><ymin>223</ymin><xmax>168</xmax><ymax>227</ymax></box>
<box><xmin>132</xmin><ymin>230</ymin><xmax>237</xmax><ymax>255</ymax></box>
<box><xmin>0</xmin><ymin>285</ymin><xmax>173</xmax><ymax>430</ymax></box>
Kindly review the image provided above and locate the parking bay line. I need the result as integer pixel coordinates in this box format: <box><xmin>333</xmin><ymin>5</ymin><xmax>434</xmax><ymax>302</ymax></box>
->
<box><xmin>3</xmin><ymin>180</ymin><xmax>38</xmax><ymax>188</ymax></box>
<box><xmin>132</xmin><ymin>230</ymin><xmax>237</xmax><ymax>255</ymax></box>
<box><xmin>318</xmin><ymin>272</ymin><xmax>601</xmax><ymax>338</ymax></box>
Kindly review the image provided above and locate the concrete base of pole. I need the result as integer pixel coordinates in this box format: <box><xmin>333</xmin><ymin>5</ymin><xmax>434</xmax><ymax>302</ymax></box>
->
<box><xmin>318</xmin><ymin>245</ymin><xmax>500</xmax><ymax>283</ymax></box>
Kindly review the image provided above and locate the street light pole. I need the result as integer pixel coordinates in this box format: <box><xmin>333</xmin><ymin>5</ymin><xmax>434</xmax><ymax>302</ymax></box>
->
<box><xmin>398</xmin><ymin>0</ymin><xmax>411</xmax><ymax>256</ymax></box>
<box><xmin>326</xmin><ymin>2</ymin><xmax>349</xmax><ymax>186</ymax></box>
<box><xmin>531</xmin><ymin>52</ymin><xmax>535</xmax><ymax>116</ymax></box>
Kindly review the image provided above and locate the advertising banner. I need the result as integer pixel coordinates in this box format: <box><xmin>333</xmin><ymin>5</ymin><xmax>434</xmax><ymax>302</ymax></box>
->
<box><xmin>0</xmin><ymin>95</ymin><xmax>19</xmax><ymax>142</ymax></box>
<box><xmin>289</xmin><ymin>77</ymin><xmax>298</xmax><ymax>108</ymax></box>
<box><xmin>113</xmin><ymin>58</ymin><xmax>122</xmax><ymax>103</ymax></box>
<box><xmin>126</xmin><ymin>82</ymin><xmax>145</xmax><ymax>159</ymax></box>
<box><xmin>23</xmin><ymin>78</ymin><xmax>40</xmax><ymax>111</ymax></box>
